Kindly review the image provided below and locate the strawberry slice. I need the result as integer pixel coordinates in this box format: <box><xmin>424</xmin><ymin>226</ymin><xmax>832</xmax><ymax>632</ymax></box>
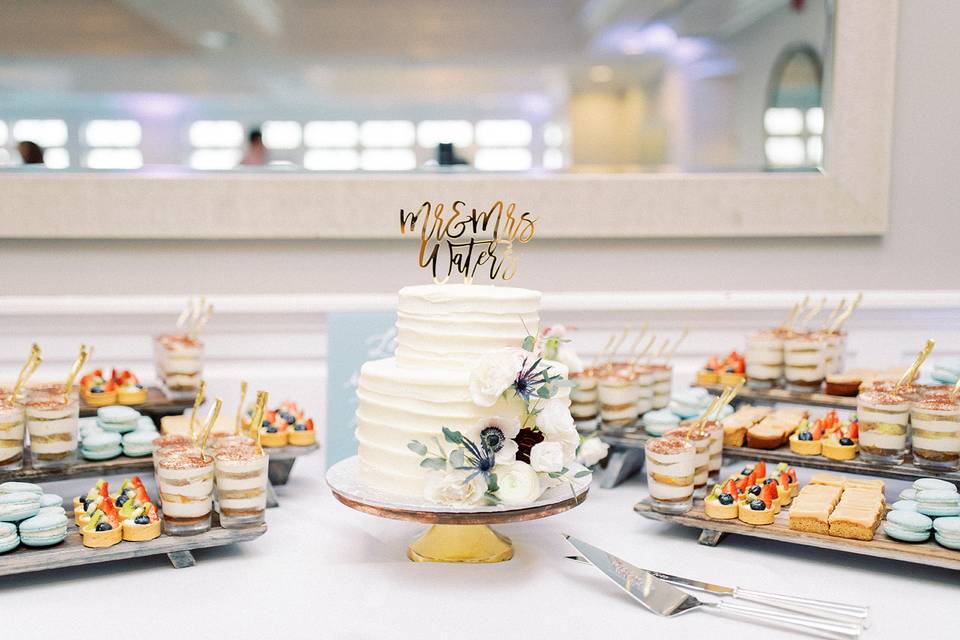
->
<box><xmin>760</xmin><ymin>482</ymin><xmax>778</xmax><ymax>509</ymax></box>
<box><xmin>100</xmin><ymin>498</ymin><xmax>121</xmax><ymax>528</ymax></box>
<box><xmin>848</xmin><ymin>420</ymin><xmax>859</xmax><ymax>439</ymax></box>
<box><xmin>779</xmin><ymin>472</ymin><xmax>790</xmax><ymax>490</ymax></box>
<box><xmin>305</xmin><ymin>418</ymin><xmax>314</xmax><ymax>431</ymax></box>
<box><xmin>98</xmin><ymin>481</ymin><xmax>110</xmax><ymax>500</ymax></box>
<box><xmin>735</xmin><ymin>476</ymin><xmax>750</xmax><ymax>493</ymax></box>
<box><xmin>144</xmin><ymin>502</ymin><xmax>160</xmax><ymax>522</ymax></box>
<box><xmin>755</xmin><ymin>460</ymin><xmax>766</xmax><ymax>479</ymax></box>
<box><xmin>810</xmin><ymin>421</ymin><xmax>824</xmax><ymax>440</ymax></box>
<box><xmin>788</xmin><ymin>468</ymin><xmax>797</xmax><ymax>485</ymax></box>
<box><xmin>722</xmin><ymin>479</ymin><xmax>739</xmax><ymax>498</ymax></box>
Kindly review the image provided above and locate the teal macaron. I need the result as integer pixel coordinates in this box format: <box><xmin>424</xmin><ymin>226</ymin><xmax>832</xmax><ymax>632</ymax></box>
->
<box><xmin>0</xmin><ymin>522</ymin><xmax>19</xmax><ymax>553</ymax></box>
<box><xmin>0</xmin><ymin>492</ymin><xmax>41</xmax><ymax>522</ymax></box>
<box><xmin>898</xmin><ymin>488</ymin><xmax>918</xmax><ymax>501</ymax></box>
<box><xmin>0</xmin><ymin>481</ymin><xmax>43</xmax><ymax>496</ymax></box>
<box><xmin>136</xmin><ymin>416</ymin><xmax>157</xmax><ymax>431</ymax></box>
<box><xmin>96</xmin><ymin>405</ymin><xmax>141</xmax><ymax>433</ymax></box>
<box><xmin>80</xmin><ymin>431</ymin><xmax>122</xmax><ymax>460</ymax></box>
<box><xmin>643</xmin><ymin>409</ymin><xmax>681</xmax><ymax>436</ymax></box>
<box><xmin>18</xmin><ymin>512</ymin><xmax>68</xmax><ymax>547</ymax></box>
<box><xmin>933</xmin><ymin>517</ymin><xmax>960</xmax><ymax>550</ymax></box>
<box><xmin>916</xmin><ymin>490</ymin><xmax>960</xmax><ymax>517</ymax></box>
<box><xmin>122</xmin><ymin>430</ymin><xmax>157</xmax><ymax>457</ymax></box>
<box><xmin>37</xmin><ymin>506</ymin><xmax>66</xmax><ymax>517</ymax></box>
<box><xmin>39</xmin><ymin>493</ymin><xmax>62</xmax><ymax>508</ymax></box>
<box><xmin>890</xmin><ymin>500</ymin><xmax>919</xmax><ymax>512</ymax></box>
<box><xmin>883</xmin><ymin>510</ymin><xmax>933</xmax><ymax>543</ymax></box>
<box><xmin>913</xmin><ymin>478</ymin><xmax>958</xmax><ymax>493</ymax></box>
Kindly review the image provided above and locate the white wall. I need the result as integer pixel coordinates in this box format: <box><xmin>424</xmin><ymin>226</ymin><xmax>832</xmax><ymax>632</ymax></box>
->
<box><xmin>0</xmin><ymin>1</ymin><xmax>957</xmax><ymax>294</ymax></box>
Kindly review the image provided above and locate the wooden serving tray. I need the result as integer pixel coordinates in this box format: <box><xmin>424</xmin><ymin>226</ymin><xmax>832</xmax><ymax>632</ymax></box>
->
<box><xmin>696</xmin><ymin>383</ymin><xmax>858</xmax><ymax>410</ymax></box>
<box><xmin>0</xmin><ymin>517</ymin><xmax>266</xmax><ymax>577</ymax></box>
<box><xmin>635</xmin><ymin>499</ymin><xmax>960</xmax><ymax>571</ymax></box>
<box><xmin>79</xmin><ymin>386</ymin><xmax>193</xmax><ymax>420</ymax></box>
<box><xmin>601</xmin><ymin>428</ymin><xmax>960</xmax><ymax>486</ymax></box>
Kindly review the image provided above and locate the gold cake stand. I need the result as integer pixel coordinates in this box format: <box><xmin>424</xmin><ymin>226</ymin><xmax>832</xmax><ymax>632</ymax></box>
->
<box><xmin>326</xmin><ymin>456</ymin><xmax>589</xmax><ymax>563</ymax></box>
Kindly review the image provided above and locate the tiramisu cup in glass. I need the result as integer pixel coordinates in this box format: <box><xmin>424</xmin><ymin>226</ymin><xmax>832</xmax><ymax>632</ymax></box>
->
<box><xmin>597</xmin><ymin>369</ymin><xmax>640</xmax><ymax>428</ymax></box>
<box><xmin>664</xmin><ymin>427</ymin><xmax>711</xmax><ymax>498</ymax></box>
<box><xmin>151</xmin><ymin>433</ymin><xmax>198</xmax><ymax>478</ymax></box>
<box><xmin>857</xmin><ymin>389</ymin><xmax>910</xmax><ymax>464</ymax></box>
<box><xmin>645</xmin><ymin>437</ymin><xmax>695</xmax><ymax>514</ymax></box>
<box><xmin>157</xmin><ymin>450</ymin><xmax>214</xmax><ymax>535</ymax></box>
<box><xmin>634</xmin><ymin>365</ymin><xmax>655</xmax><ymax>417</ymax></box>
<box><xmin>569</xmin><ymin>370</ymin><xmax>600</xmax><ymax>427</ymax></box>
<box><xmin>783</xmin><ymin>333</ymin><xmax>826</xmax><ymax>393</ymax></box>
<box><xmin>0</xmin><ymin>395</ymin><xmax>25</xmax><ymax>471</ymax></box>
<box><xmin>911</xmin><ymin>394</ymin><xmax>960</xmax><ymax>471</ymax></box>
<box><xmin>650</xmin><ymin>364</ymin><xmax>672</xmax><ymax>409</ymax></box>
<box><xmin>700</xmin><ymin>419</ymin><xmax>724</xmax><ymax>484</ymax></box>
<box><xmin>214</xmin><ymin>445</ymin><xmax>268</xmax><ymax>528</ymax></box>
<box><xmin>745</xmin><ymin>331</ymin><xmax>784</xmax><ymax>390</ymax></box>
<box><xmin>25</xmin><ymin>388</ymin><xmax>79</xmax><ymax>468</ymax></box>
<box><xmin>154</xmin><ymin>334</ymin><xmax>204</xmax><ymax>400</ymax></box>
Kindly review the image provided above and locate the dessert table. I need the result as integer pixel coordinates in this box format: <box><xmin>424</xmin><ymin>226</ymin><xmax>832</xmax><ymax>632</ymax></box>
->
<box><xmin>3</xmin><ymin>452</ymin><xmax>958</xmax><ymax>639</ymax></box>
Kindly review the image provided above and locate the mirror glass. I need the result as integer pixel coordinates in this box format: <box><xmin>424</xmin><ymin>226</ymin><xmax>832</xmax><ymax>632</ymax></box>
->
<box><xmin>0</xmin><ymin>0</ymin><xmax>830</xmax><ymax>174</ymax></box>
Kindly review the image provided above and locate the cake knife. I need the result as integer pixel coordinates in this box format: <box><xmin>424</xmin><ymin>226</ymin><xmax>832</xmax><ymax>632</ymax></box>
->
<box><xmin>563</xmin><ymin>536</ymin><xmax>861</xmax><ymax>639</ymax></box>
<box><xmin>565</xmin><ymin>553</ymin><xmax>869</xmax><ymax>625</ymax></box>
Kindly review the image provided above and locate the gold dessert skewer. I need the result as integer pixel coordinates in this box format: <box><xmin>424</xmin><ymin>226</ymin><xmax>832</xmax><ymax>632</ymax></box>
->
<box><xmin>652</xmin><ymin>337</ymin><xmax>670</xmax><ymax>361</ymax></box>
<box><xmin>193</xmin><ymin>302</ymin><xmax>214</xmax><ymax>337</ymax></box>
<box><xmin>829</xmin><ymin>292</ymin><xmax>863</xmax><ymax>332</ymax></box>
<box><xmin>629</xmin><ymin>334</ymin><xmax>656</xmax><ymax>367</ymax></box>
<box><xmin>605</xmin><ymin>328</ymin><xmax>629</xmax><ymax>367</ymax></box>
<box><xmin>784</xmin><ymin>295</ymin><xmax>810</xmax><ymax>330</ymax></box>
<box><xmin>62</xmin><ymin>344</ymin><xmax>90</xmax><ymax>403</ymax></box>
<box><xmin>12</xmin><ymin>344</ymin><xmax>43</xmax><ymax>397</ymax></box>
<box><xmin>588</xmin><ymin>334</ymin><xmax>617</xmax><ymax>369</ymax></box>
<box><xmin>896</xmin><ymin>339</ymin><xmax>935</xmax><ymax>392</ymax></box>
<box><xmin>197</xmin><ymin>397</ymin><xmax>223</xmax><ymax>455</ymax></box>
<box><xmin>798</xmin><ymin>297</ymin><xmax>826</xmax><ymax>331</ymax></box>
<box><xmin>712</xmin><ymin>380</ymin><xmax>744</xmax><ymax>419</ymax></box>
<box><xmin>235</xmin><ymin>381</ymin><xmax>248</xmax><ymax>436</ymax></box>
<box><xmin>822</xmin><ymin>298</ymin><xmax>846</xmax><ymax>330</ymax></box>
<box><xmin>689</xmin><ymin>396</ymin><xmax>722</xmax><ymax>438</ymax></box>
<box><xmin>665</xmin><ymin>327</ymin><xmax>689</xmax><ymax>362</ymax></box>
<box><xmin>175</xmin><ymin>299</ymin><xmax>194</xmax><ymax>332</ymax></box>
<box><xmin>626</xmin><ymin>323</ymin><xmax>650</xmax><ymax>359</ymax></box>
<box><xmin>189</xmin><ymin>380</ymin><xmax>206</xmax><ymax>440</ymax></box>
<box><xmin>250</xmin><ymin>391</ymin><xmax>269</xmax><ymax>456</ymax></box>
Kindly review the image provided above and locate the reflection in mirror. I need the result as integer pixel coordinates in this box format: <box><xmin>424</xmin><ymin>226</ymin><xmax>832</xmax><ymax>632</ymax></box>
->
<box><xmin>0</xmin><ymin>0</ymin><xmax>830</xmax><ymax>174</ymax></box>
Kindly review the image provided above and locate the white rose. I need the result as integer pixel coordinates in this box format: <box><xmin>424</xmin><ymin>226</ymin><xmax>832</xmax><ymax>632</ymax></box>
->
<box><xmin>493</xmin><ymin>461</ymin><xmax>543</xmax><ymax>505</ymax></box>
<box><xmin>423</xmin><ymin>470</ymin><xmax>488</xmax><ymax>507</ymax></box>
<box><xmin>556</xmin><ymin>346</ymin><xmax>584</xmax><ymax>374</ymax></box>
<box><xmin>469</xmin><ymin>348</ymin><xmax>526</xmax><ymax>407</ymax></box>
<box><xmin>548</xmin><ymin>426</ymin><xmax>581</xmax><ymax>464</ymax></box>
<box><xmin>535</xmin><ymin>397</ymin><xmax>576</xmax><ymax>436</ymax></box>
<box><xmin>529</xmin><ymin>441</ymin><xmax>564</xmax><ymax>473</ymax></box>
<box><xmin>576</xmin><ymin>436</ymin><xmax>609</xmax><ymax>467</ymax></box>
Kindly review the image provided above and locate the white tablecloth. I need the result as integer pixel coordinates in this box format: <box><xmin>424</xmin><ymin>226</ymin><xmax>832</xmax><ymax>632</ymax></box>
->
<box><xmin>4</xmin><ymin>453</ymin><xmax>957</xmax><ymax>639</ymax></box>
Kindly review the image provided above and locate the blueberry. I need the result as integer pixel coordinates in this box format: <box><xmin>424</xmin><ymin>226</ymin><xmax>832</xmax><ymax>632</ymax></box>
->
<box><xmin>294</xmin><ymin>424</ymin><xmax>306</xmax><ymax>431</ymax></box>
<box><xmin>763</xmin><ymin>478</ymin><xmax>776</xmax><ymax>485</ymax></box>
<box><xmin>79</xmin><ymin>496</ymin><xmax>88</xmax><ymax>509</ymax></box>
<box><xmin>740</xmin><ymin>467</ymin><xmax>753</xmax><ymax>476</ymax></box>
<box><xmin>798</xmin><ymin>432</ymin><xmax>813</xmax><ymax>441</ymax></box>
<box><xmin>718</xmin><ymin>493</ymin><xmax>734</xmax><ymax>505</ymax></box>
<box><xmin>134</xmin><ymin>515</ymin><xmax>150</xmax><ymax>525</ymax></box>
<box><xmin>749</xmin><ymin>499</ymin><xmax>766</xmax><ymax>511</ymax></box>
<box><xmin>839</xmin><ymin>437</ymin><xmax>854</xmax><ymax>446</ymax></box>
<box><xmin>91</xmin><ymin>385</ymin><xmax>103</xmax><ymax>393</ymax></box>
<box><xmin>748</xmin><ymin>485</ymin><xmax>762</xmax><ymax>496</ymax></box>
<box><xmin>266</xmin><ymin>426</ymin><xmax>277</xmax><ymax>434</ymax></box>
<box><xmin>95</xmin><ymin>521</ymin><xmax>112</xmax><ymax>531</ymax></box>
<box><xmin>261</xmin><ymin>419</ymin><xmax>270</xmax><ymax>428</ymax></box>
<box><xmin>286</xmin><ymin>415</ymin><xmax>296</xmax><ymax>425</ymax></box>
<box><xmin>115</xmin><ymin>493</ymin><xmax>128</xmax><ymax>507</ymax></box>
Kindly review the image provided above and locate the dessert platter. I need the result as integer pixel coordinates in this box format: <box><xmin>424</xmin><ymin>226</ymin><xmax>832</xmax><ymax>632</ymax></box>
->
<box><xmin>328</xmin><ymin>282</ymin><xmax>594</xmax><ymax>563</ymax></box>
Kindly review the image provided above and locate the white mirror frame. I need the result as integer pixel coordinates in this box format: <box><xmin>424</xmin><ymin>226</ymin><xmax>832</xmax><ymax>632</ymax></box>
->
<box><xmin>0</xmin><ymin>1</ymin><xmax>896</xmax><ymax>240</ymax></box>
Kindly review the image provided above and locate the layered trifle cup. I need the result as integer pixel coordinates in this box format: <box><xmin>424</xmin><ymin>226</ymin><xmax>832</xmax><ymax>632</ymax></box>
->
<box><xmin>911</xmin><ymin>394</ymin><xmax>960</xmax><ymax>471</ymax></box>
<box><xmin>634</xmin><ymin>365</ymin><xmax>655</xmax><ymax>417</ymax></box>
<box><xmin>783</xmin><ymin>333</ymin><xmax>826</xmax><ymax>392</ymax></box>
<box><xmin>154</xmin><ymin>334</ymin><xmax>204</xmax><ymax>400</ymax></box>
<box><xmin>569</xmin><ymin>370</ymin><xmax>599</xmax><ymax>427</ymax></box>
<box><xmin>157</xmin><ymin>450</ymin><xmax>214</xmax><ymax>535</ymax></box>
<box><xmin>598</xmin><ymin>369</ymin><xmax>640</xmax><ymax>428</ymax></box>
<box><xmin>650</xmin><ymin>364</ymin><xmax>672</xmax><ymax>409</ymax></box>
<box><xmin>151</xmin><ymin>433</ymin><xmax>198</xmax><ymax>479</ymax></box>
<box><xmin>24</xmin><ymin>389</ymin><xmax>79</xmax><ymax>468</ymax></box>
<box><xmin>664</xmin><ymin>427</ymin><xmax>711</xmax><ymax>498</ymax></box>
<box><xmin>645</xmin><ymin>437</ymin><xmax>695</xmax><ymax>514</ymax></box>
<box><xmin>214</xmin><ymin>446</ymin><xmax>268</xmax><ymax>528</ymax></box>
<box><xmin>0</xmin><ymin>395</ymin><xmax>25</xmax><ymax>471</ymax></box>
<box><xmin>745</xmin><ymin>331</ymin><xmax>784</xmax><ymax>390</ymax></box>
<box><xmin>857</xmin><ymin>389</ymin><xmax>910</xmax><ymax>464</ymax></box>
<box><xmin>700</xmin><ymin>419</ymin><xmax>724</xmax><ymax>484</ymax></box>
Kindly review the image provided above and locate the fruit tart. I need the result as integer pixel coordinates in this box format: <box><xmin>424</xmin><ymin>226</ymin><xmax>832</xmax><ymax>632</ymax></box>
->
<box><xmin>704</xmin><ymin>479</ymin><xmax>740</xmax><ymax>520</ymax></box>
<box><xmin>75</xmin><ymin>479</ymin><xmax>110</xmax><ymax>527</ymax></box>
<box><xmin>279</xmin><ymin>401</ymin><xmax>317</xmax><ymax>446</ymax></box>
<box><xmin>80</xmin><ymin>369</ymin><xmax>117</xmax><ymax>407</ymax></box>
<box><xmin>81</xmin><ymin>499</ymin><xmax>122</xmax><ymax>548</ymax></box>
<box><xmin>253</xmin><ymin>407</ymin><xmax>289</xmax><ymax>447</ymax></box>
<box><xmin>114</xmin><ymin>369</ymin><xmax>147</xmax><ymax>405</ymax></box>
<box><xmin>122</xmin><ymin>500</ymin><xmax>161</xmax><ymax>542</ymax></box>
<box><xmin>822</xmin><ymin>420</ymin><xmax>859</xmax><ymax>461</ymax></box>
<box><xmin>738</xmin><ymin>482</ymin><xmax>779</xmax><ymax>525</ymax></box>
<box><xmin>789</xmin><ymin>417</ymin><xmax>825</xmax><ymax>456</ymax></box>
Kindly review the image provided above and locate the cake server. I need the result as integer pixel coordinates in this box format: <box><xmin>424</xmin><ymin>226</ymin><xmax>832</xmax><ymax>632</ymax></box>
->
<box><xmin>563</xmin><ymin>535</ymin><xmax>861</xmax><ymax>640</ymax></box>
<box><xmin>564</xmin><ymin>554</ymin><xmax>869</xmax><ymax>625</ymax></box>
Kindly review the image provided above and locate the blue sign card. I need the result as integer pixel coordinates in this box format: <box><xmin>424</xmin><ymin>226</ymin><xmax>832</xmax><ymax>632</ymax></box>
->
<box><xmin>325</xmin><ymin>311</ymin><xmax>396</xmax><ymax>466</ymax></box>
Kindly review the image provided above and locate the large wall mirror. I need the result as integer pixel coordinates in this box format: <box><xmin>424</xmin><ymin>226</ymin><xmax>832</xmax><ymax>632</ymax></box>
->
<box><xmin>0</xmin><ymin>1</ymin><xmax>896</xmax><ymax>239</ymax></box>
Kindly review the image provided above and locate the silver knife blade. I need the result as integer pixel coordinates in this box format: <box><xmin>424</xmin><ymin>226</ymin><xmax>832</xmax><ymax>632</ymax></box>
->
<box><xmin>565</xmin><ymin>554</ymin><xmax>733</xmax><ymax>595</ymax></box>
<box><xmin>563</xmin><ymin>534</ymin><xmax>699</xmax><ymax>617</ymax></box>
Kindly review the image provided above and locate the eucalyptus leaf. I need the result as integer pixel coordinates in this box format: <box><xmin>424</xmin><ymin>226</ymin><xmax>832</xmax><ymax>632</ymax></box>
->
<box><xmin>449</xmin><ymin>448</ymin><xmax>465</xmax><ymax>468</ymax></box>
<box><xmin>536</xmin><ymin>385</ymin><xmax>552</xmax><ymax>399</ymax></box>
<box><xmin>442</xmin><ymin>427</ymin><xmax>463</xmax><ymax>444</ymax></box>
<box><xmin>407</xmin><ymin>441</ymin><xmax>427</xmax><ymax>456</ymax></box>
<box><xmin>574</xmin><ymin>470</ymin><xmax>592</xmax><ymax>478</ymax></box>
<box><xmin>487</xmin><ymin>473</ymin><xmax>499</xmax><ymax>493</ymax></box>
<box><xmin>522</xmin><ymin>335</ymin><xmax>536</xmax><ymax>352</ymax></box>
<box><xmin>420</xmin><ymin>457</ymin><xmax>447</xmax><ymax>471</ymax></box>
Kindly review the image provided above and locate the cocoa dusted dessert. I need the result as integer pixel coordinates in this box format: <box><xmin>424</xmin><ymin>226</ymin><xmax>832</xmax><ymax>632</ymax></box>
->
<box><xmin>911</xmin><ymin>394</ymin><xmax>960</xmax><ymax>471</ymax></box>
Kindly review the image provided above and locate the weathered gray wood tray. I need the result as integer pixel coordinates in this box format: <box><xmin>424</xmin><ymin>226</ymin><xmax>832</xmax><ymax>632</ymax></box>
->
<box><xmin>0</xmin><ymin>517</ymin><xmax>266</xmax><ymax>577</ymax></box>
<box><xmin>696</xmin><ymin>383</ymin><xmax>858</xmax><ymax>410</ymax></box>
<box><xmin>635</xmin><ymin>499</ymin><xmax>960</xmax><ymax>571</ymax></box>
<box><xmin>79</xmin><ymin>386</ymin><xmax>193</xmax><ymax>419</ymax></box>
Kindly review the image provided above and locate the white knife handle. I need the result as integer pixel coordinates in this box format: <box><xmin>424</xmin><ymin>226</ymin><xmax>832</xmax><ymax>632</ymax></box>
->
<box><xmin>710</xmin><ymin>600</ymin><xmax>862</xmax><ymax>640</ymax></box>
<box><xmin>734</xmin><ymin>587</ymin><xmax>870</xmax><ymax>625</ymax></box>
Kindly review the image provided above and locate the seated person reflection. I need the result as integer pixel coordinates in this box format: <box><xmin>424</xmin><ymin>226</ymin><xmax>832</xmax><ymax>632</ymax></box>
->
<box><xmin>18</xmin><ymin>141</ymin><xmax>44</xmax><ymax>165</ymax></box>
<box><xmin>240</xmin><ymin>127</ymin><xmax>268</xmax><ymax>166</ymax></box>
<box><xmin>437</xmin><ymin>142</ymin><xmax>467</xmax><ymax>167</ymax></box>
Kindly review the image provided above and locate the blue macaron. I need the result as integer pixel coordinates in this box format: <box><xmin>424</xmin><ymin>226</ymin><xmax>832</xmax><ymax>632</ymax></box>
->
<box><xmin>916</xmin><ymin>490</ymin><xmax>960</xmax><ymax>517</ymax></box>
<box><xmin>913</xmin><ymin>478</ymin><xmax>958</xmax><ymax>493</ymax></box>
<box><xmin>80</xmin><ymin>431</ymin><xmax>122</xmax><ymax>460</ymax></box>
<box><xmin>643</xmin><ymin>408</ymin><xmax>681</xmax><ymax>436</ymax></box>
<box><xmin>36</xmin><ymin>506</ymin><xmax>66</xmax><ymax>517</ymax></box>
<box><xmin>898</xmin><ymin>488</ymin><xmax>918</xmax><ymax>501</ymax></box>
<box><xmin>0</xmin><ymin>522</ymin><xmax>19</xmax><ymax>553</ymax></box>
<box><xmin>96</xmin><ymin>405</ymin><xmax>141</xmax><ymax>433</ymax></box>
<box><xmin>38</xmin><ymin>493</ymin><xmax>62</xmax><ymax>508</ymax></box>
<box><xmin>0</xmin><ymin>492</ymin><xmax>42</xmax><ymax>522</ymax></box>
<box><xmin>122</xmin><ymin>430</ymin><xmax>157</xmax><ymax>457</ymax></box>
<box><xmin>18</xmin><ymin>512</ymin><xmax>68</xmax><ymax>547</ymax></box>
<box><xmin>890</xmin><ymin>500</ymin><xmax>919</xmax><ymax>512</ymax></box>
<box><xmin>933</xmin><ymin>516</ymin><xmax>960</xmax><ymax>550</ymax></box>
<box><xmin>0</xmin><ymin>481</ymin><xmax>43</xmax><ymax>496</ymax></box>
<box><xmin>883</xmin><ymin>510</ymin><xmax>933</xmax><ymax>543</ymax></box>
<box><xmin>136</xmin><ymin>416</ymin><xmax>157</xmax><ymax>431</ymax></box>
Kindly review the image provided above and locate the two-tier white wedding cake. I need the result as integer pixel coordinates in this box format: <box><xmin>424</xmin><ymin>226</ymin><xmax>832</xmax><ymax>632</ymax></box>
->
<box><xmin>355</xmin><ymin>283</ymin><xmax>583</xmax><ymax>503</ymax></box>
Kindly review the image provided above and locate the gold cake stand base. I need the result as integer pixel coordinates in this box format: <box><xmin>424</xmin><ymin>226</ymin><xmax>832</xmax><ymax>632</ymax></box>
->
<box><xmin>327</xmin><ymin>456</ymin><xmax>589</xmax><ymax>564</ymax></box>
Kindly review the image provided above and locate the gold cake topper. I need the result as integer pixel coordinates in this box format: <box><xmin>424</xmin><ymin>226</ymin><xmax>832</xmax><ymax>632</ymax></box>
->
<box><xmin>399</xmin><ymin>200</ymin><xmax>536</xmax><ymax>284</ymax></box>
